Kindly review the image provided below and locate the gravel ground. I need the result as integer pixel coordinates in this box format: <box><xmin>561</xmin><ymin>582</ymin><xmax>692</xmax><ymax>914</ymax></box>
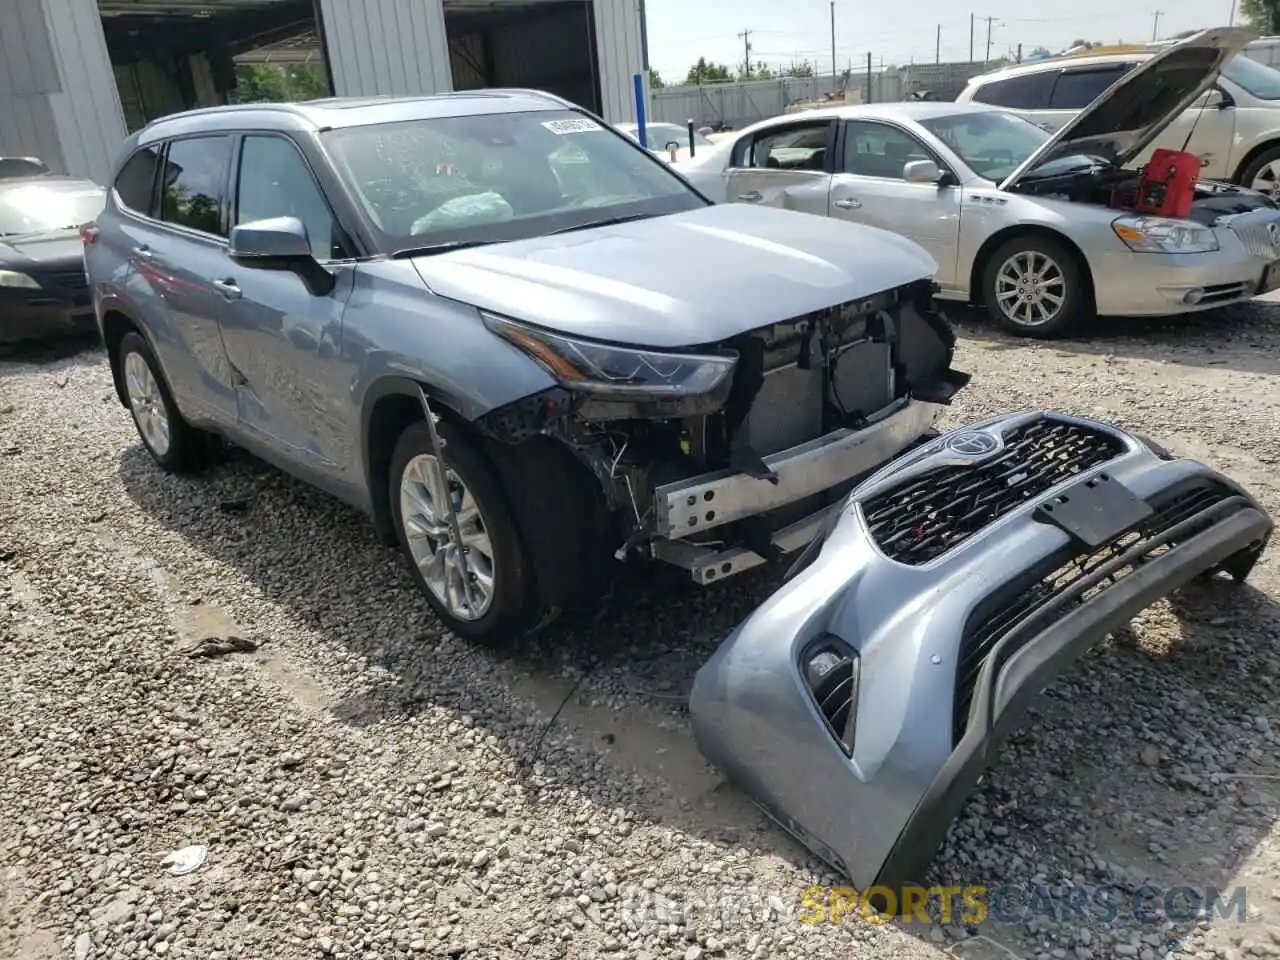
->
<box><xmin>2</xmin><ymin>303</ymin><xmax>1280</xmax><ymax>960</ymax></box>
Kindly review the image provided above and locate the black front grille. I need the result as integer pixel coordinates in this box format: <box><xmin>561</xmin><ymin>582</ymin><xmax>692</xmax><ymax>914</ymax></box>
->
<box><xmin>861</xmin><ymin>417</ymin><xmax>1127</xmax><ymax>565</ymax></box>
<box><xmin>951</xmin><ymin>480</ymin><xmax>1238</xmax><ymax>745</ymax></box>
<box><xmin>48</xmin><ymin>268</ymin><xmax>89</xmax><ymax>292</ymax></box>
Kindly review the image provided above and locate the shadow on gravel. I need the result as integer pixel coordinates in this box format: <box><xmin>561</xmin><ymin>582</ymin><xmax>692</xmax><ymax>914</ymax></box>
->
<box><xmin>0</xmin><ymin>331</ymin><xmax>104</xmax><ymax>365</ymax></box>
<box><xmin>118</xmin><ymin>442</ymin><xmax>1280</xmax><ymax>957</ymax></box>
<box><xmin>950</xmin><ymin>303</ymin><xmax>1280</xmax><ymax>378</ymax></box>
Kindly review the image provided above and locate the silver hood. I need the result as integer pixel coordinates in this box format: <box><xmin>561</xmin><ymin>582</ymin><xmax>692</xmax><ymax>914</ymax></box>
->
<box><xmin>409</xmin><ymin>203</ymin><xmax>938</xmax><ymax>349</ymax></box>
<box><xmin>1000</xmin><ymin>26</ymin><xmax>1257</xmax><ymax>191</ymax></box>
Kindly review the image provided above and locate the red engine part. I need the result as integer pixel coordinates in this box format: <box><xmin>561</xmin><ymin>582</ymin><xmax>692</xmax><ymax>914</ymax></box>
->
<box><xmin>1134</xmin><ymin>148</ymin><xmax>1199</xmax><ymax>219</ymax></box>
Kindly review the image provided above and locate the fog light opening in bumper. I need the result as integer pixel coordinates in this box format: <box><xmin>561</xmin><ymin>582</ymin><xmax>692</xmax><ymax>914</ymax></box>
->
<box><xmin>1182</xmin><ymin>288</ymin><xmax>1205</xmax><ymax>306</ymax></box>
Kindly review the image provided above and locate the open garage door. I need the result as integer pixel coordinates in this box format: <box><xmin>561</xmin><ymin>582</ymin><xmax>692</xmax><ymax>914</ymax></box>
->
<box><xmin>445</xmin><ymin>0</ymin><xmax>603</xmax><ymax>116</ymax></box>
<box><xmin>98</xmin><ymin>0</ymin><xmax>332</xmax><ymax>131</ymax></box>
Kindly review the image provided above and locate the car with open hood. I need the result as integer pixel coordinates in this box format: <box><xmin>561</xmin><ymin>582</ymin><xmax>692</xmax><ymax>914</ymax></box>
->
<box><xmin>83</xmin><ymin>88</ymin><xmax>974</xmax><ymax>642</ymax></box>
<box><xmin>955</xmin><ymin>40</ymin><xmax>1280</xmax><ymax>195</ymax></box>
<box><xmin>675</xmin><ymin>27</ymin><xmax>1280</xmax><ymax>339</ymax></box>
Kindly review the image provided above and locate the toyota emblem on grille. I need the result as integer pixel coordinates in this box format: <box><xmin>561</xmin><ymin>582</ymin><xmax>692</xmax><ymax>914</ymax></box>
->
<box><xmin>944</xmin><ymin>432</ymin><xmax>999</xmax><ymax>456</ymax></box>
<box><xmin>1268</xmin><ymin>222</ymin><xmax>1280</xmax><ymax>245</ymax></box>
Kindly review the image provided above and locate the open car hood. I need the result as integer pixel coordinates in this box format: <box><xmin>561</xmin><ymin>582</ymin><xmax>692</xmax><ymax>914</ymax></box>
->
<box><xmin>999</xmin><ymin>26</ymin><xmax>1257</xmax><ymax>191</ymax></box>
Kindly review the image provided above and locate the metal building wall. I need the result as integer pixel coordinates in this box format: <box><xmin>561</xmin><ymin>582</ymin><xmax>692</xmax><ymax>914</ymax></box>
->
<box><xmin>317</xmin><ymin>0</ymin><xmax>453</xmax><ymax>97</ymax></box>
<box><xmin>317</xmin><ymin>0</ymin><xmax>643</xmax><ymax>123</ymax></box>
<box><xmin>590</xmin><ymin>0</ymin><xmax>643</xmax><ymax>123</ymax></box>
<box><xmin>0</xmin><ymin>0</ymin><xmax>127</xmax><ymax>183</ymax></box>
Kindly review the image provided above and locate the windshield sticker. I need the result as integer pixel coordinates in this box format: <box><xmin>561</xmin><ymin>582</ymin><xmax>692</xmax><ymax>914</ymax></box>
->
<box><xmin>542</xmin><ymin>118</ymin><xmax>603</xmax><ymax>135</ymax></box>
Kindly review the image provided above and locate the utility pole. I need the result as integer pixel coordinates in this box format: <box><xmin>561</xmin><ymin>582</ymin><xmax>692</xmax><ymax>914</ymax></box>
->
<box><xmin>738</xmin><ymin>29</ymin><xmax>753</xmax><ymax>78</ymax></box>
<box><xmin>969</xmin><ymin>13</ymin><xmax>975</xmax><ymax>62</ymax></box>
<box><xmin>1016</xmin><ymin>41</ymin><xmax>1023</xmax><ymax>63</ymax></box>
<box><xmin>984</xmin><ymin>16</ymin><xmax>997</xmax><ymax>62</ymax></box>
<box><xmin>830</xmin><ymin>1</ymin><xmax>837</xmax><ymax>78</ymax></box>
<box><xmin>1228</xmin><ymin>0</ymin><xmax>1236</xmax><ymax>26</ymax></box>
<box><xmin>936</xmin><ymin>23</ymin><xmax>941</xmax><ymax>64</ymax></box>
<box><xmin>866</xmin><ymin>51</ymin><xmax>873</xmax><ymax>103</ymax></box>
<box><xmin>1152</xmin><ymin>9</ymin><xmax>1163</xmax><ymax>40</ymax></box>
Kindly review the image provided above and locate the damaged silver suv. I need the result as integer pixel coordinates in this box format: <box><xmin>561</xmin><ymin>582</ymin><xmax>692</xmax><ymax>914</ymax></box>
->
<box><xmin>84</xmin><ymin>89</ymin><xmax>968</xmax><ymax>641</ymax></box>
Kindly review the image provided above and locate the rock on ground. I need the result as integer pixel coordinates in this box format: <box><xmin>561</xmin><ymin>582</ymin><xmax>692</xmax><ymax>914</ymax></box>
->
<box><xmin>1</xmin><ymin>303</ymin><xmax>1280</xmax><ymax>960</ymax></box>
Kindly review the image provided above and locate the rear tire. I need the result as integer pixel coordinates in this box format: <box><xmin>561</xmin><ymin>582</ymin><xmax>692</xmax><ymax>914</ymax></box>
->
<box><xmin>1238</xmin><ymin>144</ymin><xmax>1280</xmax><ymax>198</ymax></box>
<box><xmin>390</xmin><ymin>419</ymin><xmax>540</xmax><ymax>643</ymax></box>
<box><xmin>982</xmin><ymin>234</ymin><xmax>1089</xmax><ymax>339</ymax></box>
<box><xmin>117</xmin><ymin>331</ymin><xmax>212</xmax><ymax>472</ymax></box>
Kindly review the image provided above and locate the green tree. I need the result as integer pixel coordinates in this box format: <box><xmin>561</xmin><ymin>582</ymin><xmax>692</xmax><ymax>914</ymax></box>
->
<box><xmin>738</xmin><ymin>60</ymin><xmax>774</xmax><ymax>81</ymax></box>
<box><xmin>685</xmin><ymin>57</ymin><xmax>733</xmax><ymax>84</ymax></box>
<box><xmin>1241</xmin><ymin>0</ymin><xmax>1280</xmax><ymax>32</ymax></box>
<box><xmin>784</xmin><ymin>60</ymin><xmax>815</xmax><ymax>78</ymax></box>
<box><xmin>647</xmin><ymin>68</ymin><xmax>665</xmax><ymax>89</ymax></box>
<box><xmin>1028</xmin><ymin>46</ymin><xmax>1051</xmax><ymax>58</ymax></box>
<box><xmin>230</xmin><ymin>62</ymin><xmax>329</xmax><ymax>104</ymax></box>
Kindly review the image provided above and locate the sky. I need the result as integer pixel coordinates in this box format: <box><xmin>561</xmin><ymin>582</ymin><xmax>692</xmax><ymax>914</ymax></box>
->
<box><xmin>642</xmin><ymin>0</ymin><xmax>1246</xmax><ymax>82</ymax></box>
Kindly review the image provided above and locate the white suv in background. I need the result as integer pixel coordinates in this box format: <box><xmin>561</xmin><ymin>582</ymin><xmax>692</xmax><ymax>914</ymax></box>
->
<box><xmin>956</xmin><ymin>47</ymin><xmax>1280</xmax><ymax>195</ymax></box>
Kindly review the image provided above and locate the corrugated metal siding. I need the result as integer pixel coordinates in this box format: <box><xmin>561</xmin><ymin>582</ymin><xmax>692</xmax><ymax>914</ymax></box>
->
<box><xmin>0</xmin><ymin>0</ymin><xmax>67</xmax><ymax>172</ymax></box>
<box><xmin>591</xmin><ymin>0</ymin><xmax>642</xmax><ymax>123</ymax></box>
<box><xmin>318</xmin><ymin>0</ymin><xmax>453</xmax><ymax>97</ymax></box>
<box><xmin>41</xmin><ymin>0</ymin><xmax>128</xmax><ymax>183</ymax></box>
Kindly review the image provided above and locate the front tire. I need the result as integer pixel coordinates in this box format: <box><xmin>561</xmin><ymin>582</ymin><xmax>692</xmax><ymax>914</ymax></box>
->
<box><xmin>982</xmin><ymin>234</ymin><xmax>1089</xmax><ymax>339</ymax></box>
<box><xmin>118</xmin><ymin>331</ymin><xmax>212</xmax><ymax>472</ymax></box>
<box><xmin>389</xmin><ymin>419</ymin><xmax>538</xmax><ymax>643</ymax></box>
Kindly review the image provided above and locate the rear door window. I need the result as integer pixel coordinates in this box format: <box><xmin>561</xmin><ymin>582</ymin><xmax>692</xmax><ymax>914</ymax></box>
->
<box><xmin>1048</xmin><ymin>64</ymin><xmax>1136</xmax><ymax>108</ymax></box>
<box><xmin>114</xmin><ymin>145</ymin><xmax>161</xmax><ymax>217</ymax></box>
<box><xmin>158</xmin><ymin>135</ymin><xmax>233</xmax><ymax>237</ymax></box>
<box><xmin>970</xmin><ymin>70</ymin><xmax>1058</xmax><ymax>108</ymax></box>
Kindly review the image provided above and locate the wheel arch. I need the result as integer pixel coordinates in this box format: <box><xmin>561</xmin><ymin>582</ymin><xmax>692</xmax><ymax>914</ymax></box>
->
<box><xmin>968</xmin><ymin>225</ymin><xmax>1096</xmax><ymax>312</ymax></box>
<box><xmin>100</xmin><ymin>307</ymin><xmax>164</xmax><ymax>409</ymax></box>
<box><xmin>1232</xmin><ymin>138</ymin><xmax>1280</xmax><ymax>186</ymax></box>
<box><xmin>360</xmin><ymin>376</ymin><xmax>472</xmax><ymax>546</ymax></box>
<box><xmin>361</xmin><ymin>374</ymin><xmax>616</xmax><ymax>614</ymax></box>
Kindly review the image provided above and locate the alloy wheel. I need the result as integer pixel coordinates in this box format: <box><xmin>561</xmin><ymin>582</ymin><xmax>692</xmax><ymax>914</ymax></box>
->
<box><xmin>123</xmin><ymin>350</ymin><xmax>172</xmax><ymax>457</ymax></box>
<box><xmin>1250</xmin><ymin>159</ymin><xmax>1280</xmax><ymax>199</ymax></box>
<box><xmin>994</xmin><ymin>250</ymin><xmax>1066</xmax><ymax>328</ymax></box>
<box><xmin>398</xmin><ymin>453</ymin><xmax>496</xmax><ymax>621</ymax></box>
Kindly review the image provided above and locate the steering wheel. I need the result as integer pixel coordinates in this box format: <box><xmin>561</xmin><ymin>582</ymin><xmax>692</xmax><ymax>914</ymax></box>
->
<box><xmin>362</xmin><ymin>178</ymin><xmax>419</xmax><ymax>212</ymax></box>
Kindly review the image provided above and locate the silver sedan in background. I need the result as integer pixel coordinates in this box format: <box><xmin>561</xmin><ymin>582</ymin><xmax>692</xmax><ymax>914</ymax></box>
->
<box><xmin>676</xmin><ymin>27</ymin><xmax>1280</xmax><ymax>338</ymax></box>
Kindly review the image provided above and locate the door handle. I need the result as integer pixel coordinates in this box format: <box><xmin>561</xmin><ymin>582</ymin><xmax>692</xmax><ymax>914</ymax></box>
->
<box><xmin>736</xmin><ymin>190</ymin><xmax>763</xmax><ymax>202</ymax></box>
<box><xmin>131</xmin><ymin>245</ymin><xmax>152</xmax><ymax>259</ymax></box>
<box><xmin>834</xmin><ymin>198</ymin><xmax>862</xmax><ymax>210</ymax></box>
<box><xmin>212</xmin><ymin>278</ymin><xmax>242</xmax><ymax>300</ymax></box>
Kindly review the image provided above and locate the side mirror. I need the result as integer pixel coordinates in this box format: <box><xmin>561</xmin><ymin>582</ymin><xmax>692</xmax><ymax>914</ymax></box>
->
<box><xmin>1206</xmin><ymin>87</ymin><xmax>1233</xmax><ymax>109</ymax></box>
<box><xmin>228</xmin><ymin>215</ymin><xmax>335</xmax><ymax>296</ymax></box>
<box><xmin>903</xmin><ymin>159</ymin><xmax>942</xmax><ymax>184</ymax></box>
<box><xmin>229</xmin><ymin>215</ymin><xmax>312</xmax><ymax>262</ymax></box>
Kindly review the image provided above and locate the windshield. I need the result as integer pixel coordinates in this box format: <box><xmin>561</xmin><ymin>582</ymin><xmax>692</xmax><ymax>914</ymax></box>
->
<box><xmin>919</xmin><ymin>110</ymin><xmax>1051</xmax><ymax>181</ymax></box>
<box><xmin>0</xmin><ymin>182</ymin><xmax>105</xmax><ymax>236</ymax></box>
<box><xmin>321</xmin><ymin>109</ymin><xmax>706</xmax><ymax>253</ymax></box>
<box><xmin>1222</xmin><ymin>54</ymin><xmax>1280</xmax><ymax>101</ymax></box>
<box><xmin>619</xmin><ymin>123</ymin><xmax>714</xmax><ymax>149</ymax></box>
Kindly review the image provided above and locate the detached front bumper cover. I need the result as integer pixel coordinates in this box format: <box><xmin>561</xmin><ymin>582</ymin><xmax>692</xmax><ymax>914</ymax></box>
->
<box><xmin>688</xmin><ymin>410</ymin><xmax>1272</xmax><ymax>901</ymax></box>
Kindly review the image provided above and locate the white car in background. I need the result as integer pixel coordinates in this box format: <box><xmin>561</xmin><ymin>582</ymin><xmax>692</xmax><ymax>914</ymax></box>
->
<box><xmin>674</xmin><ymin>27</ymin><xmax>1280</xmax><ymax>340</ymax></box>
<box><xmin>956</xmin><ymin>44</ymin><xmax>1280</xmax><ymax>195</ymax></box>
<box><xmin>614</xmin><ymin>121</ymin><xmax>714</xmax><ymax>162</ymax></box>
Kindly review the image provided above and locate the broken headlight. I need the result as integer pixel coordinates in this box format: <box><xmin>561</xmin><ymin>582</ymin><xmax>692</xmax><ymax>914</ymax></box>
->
<box><xmin>482</xmin><ymin>312</ymin><xmax>737</xmax><ymax>401</ymax></box>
